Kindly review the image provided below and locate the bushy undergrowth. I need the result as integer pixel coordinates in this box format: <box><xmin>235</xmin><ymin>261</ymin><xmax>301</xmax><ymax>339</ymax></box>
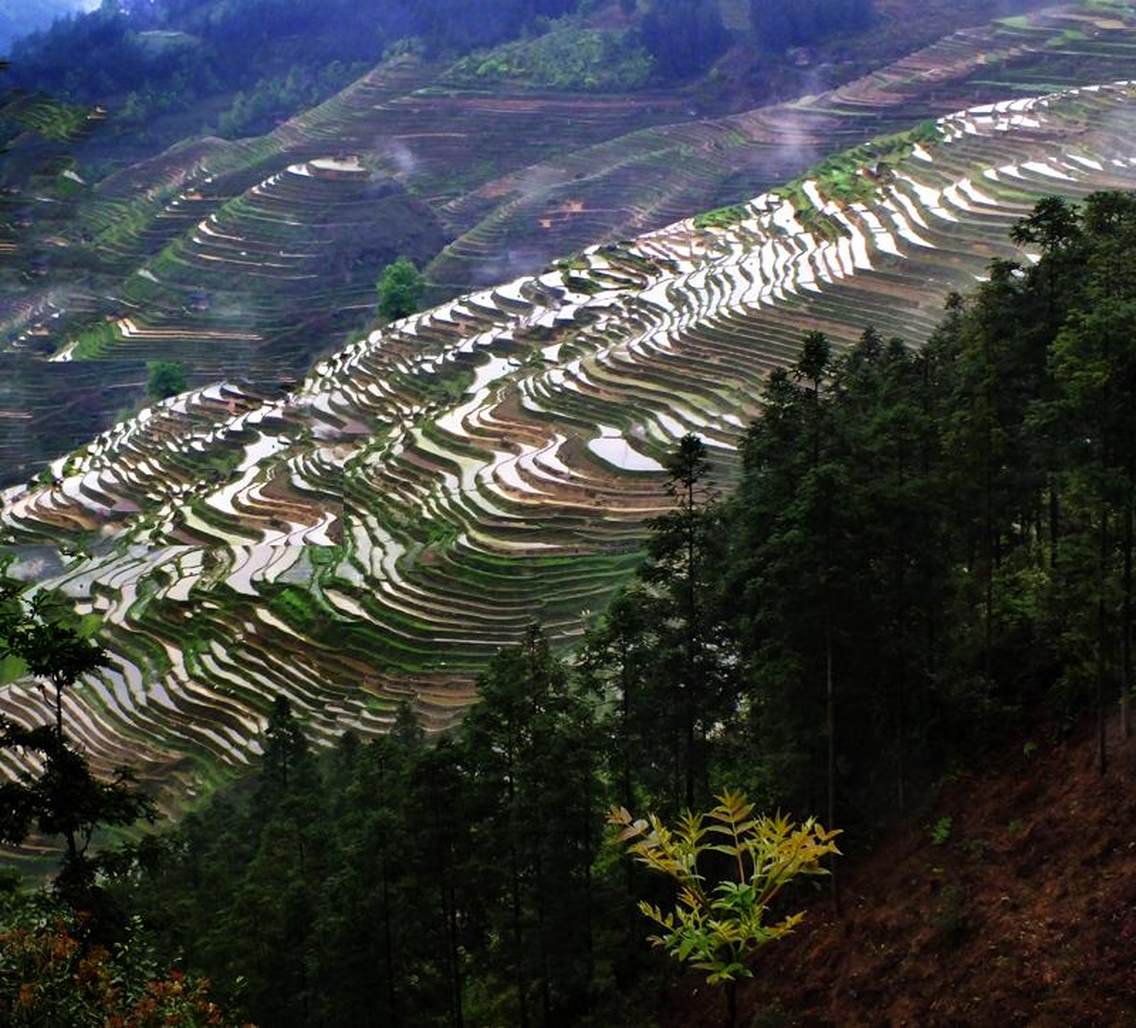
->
<box><xmin>449</xmin><ymin>23</ymin><xmax>653</xmax><ymax>92</ymax></box>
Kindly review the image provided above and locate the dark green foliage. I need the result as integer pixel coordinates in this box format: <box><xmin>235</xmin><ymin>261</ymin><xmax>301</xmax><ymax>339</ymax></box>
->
<box><xmin>0</xmin><ymin>888</ymin><xmax>243</xmax><ymax>1028</ymax></box>
<box><xmin>693</xmin><ymin>204</ymin><xmax>750</xmax><ymax>230</ymax></box>
<box><xmin>377</xmin><ymin>256</ymin><xmax>425</xmax><ymax>322</ymax></box>
<box><xmin>213</xmin><ymin>61</ymin><xmax>365</xmax><ymax>138</ymax></box>
<box><xmin>9</xmin><ymin>0</ymin><xmax>585</xmax><ymax>118</ymax></box>
<box><xmin>0</xmin><ymin>0</ymin><xmax>76</xmax><ymax>54</ymax></box>
<box><xmin>751</xmin><ymin>0</ymin><xmax>873</xmax><ymax>51</ymax></box>
<box><xmin>146</xmin><ymin>360</ymin><xmax>187</xmax><ymax>402</ymax></box>
<box><xmin>0</xmin><ymin>578</ymin><xmax>155</xmax><ymax>926</ymax></box>
<box><xmin>449</xmin><ymin>22</ymin><xmax>653</xmax><ymax>92</ymax></box>
<box><xmin>124</xmin><ymin>633</ymin><xmax>604</xmax><ymax>1027</ymax></box>
<box><xmin>639</xmin><ymin>0</ymin><xmax>729</xmax><ymax>80</ymax></box>
<box><xmin>710</xmin><ymin>192</ymin><xmax>1136</xmax><ymax>831</ymax></box>
<box><xmin>581</xmin><ymin>193</ymin><xmax>1136</xmax><ymax>856</ymax></box>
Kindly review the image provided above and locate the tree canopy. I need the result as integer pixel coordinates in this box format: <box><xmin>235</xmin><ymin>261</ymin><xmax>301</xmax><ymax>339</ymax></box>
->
<box><xmin>377</xmin><ymin>256</ymin><xmax>424</xmax><ymax>322</ymax></box>
<box><xmin>146</xmin><ymin>360</ymin><xmax>187</xmax><ymax>402</ymax></box>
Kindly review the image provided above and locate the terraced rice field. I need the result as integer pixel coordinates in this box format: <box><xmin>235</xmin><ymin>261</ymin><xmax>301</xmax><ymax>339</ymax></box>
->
<box><xmin>3</xmin><ymin>1</ymin><xmax>1136</xmax><ymax>485</ymax></box>
<box><xmin>2</xmin><ymin>81</ymin><xmax>1136</xmax><ymax>807</ymax></box>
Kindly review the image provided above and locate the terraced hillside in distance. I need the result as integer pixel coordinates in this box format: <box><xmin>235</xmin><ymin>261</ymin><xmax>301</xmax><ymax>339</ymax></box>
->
<box><xmin>2</xmin><ymin>1</ymin><xmax>1135</xmax><ymax>484</ymax></box>
<box><xmin>3</xmin><ymin>81</ymin><xmax>1136</xmax><ymax>811</ymax></box>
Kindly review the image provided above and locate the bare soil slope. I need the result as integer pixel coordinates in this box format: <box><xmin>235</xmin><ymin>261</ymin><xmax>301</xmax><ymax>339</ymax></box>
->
<box><xmin>672</xmin><ymin>717</ymin><xmax>1136</xmax><ymax>1027</ymax></box>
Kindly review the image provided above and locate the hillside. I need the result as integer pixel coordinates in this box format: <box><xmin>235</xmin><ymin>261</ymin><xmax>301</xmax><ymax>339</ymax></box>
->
<box><xmin>0</xmin><ymin>0</ymin><xmax>88</xmax><ymax>54</ymax></box>
<box><xmin>0</xmin><ymin>0</ymin><xmax>1111</xmax><ymax>484</ymax></box>
<box><xmin>669</xmin><ymin>714</ymin><xmax>1136</xmax><ymax>1026</ymax></box>
<box><xmin>3</xmin><ymin>77</ymin><xmax>1136</xmax><ymax>809</ymax></box>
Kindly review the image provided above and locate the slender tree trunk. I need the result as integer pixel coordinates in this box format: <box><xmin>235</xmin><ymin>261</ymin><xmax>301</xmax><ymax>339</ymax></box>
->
<box><xmin>1123</xmin><ymin>494</ymin><xmax>1133</xmax><ymax>741</ymax></box>
<box><xmin>685</xmin><ymin>473</ymin><xmax>697</xmax><ymax>810</ymax></box>
<box><xmin>895</xmin><ymin>447</ymin><xmax>909</xmax><ymax>815</ymax></box>
<box><xmin>535</xmin><ymin>850</ymin><xmax>552</xmax><ymax>1025</ymax></box>
<box><xmin>726</xmin><ymin>980</ymin><xmax>738</xmax><ymax>1028</ymax></box>
<box><xmin>53</xmin><ymin>679</ymin><xmax>64</xmax><ymax>744</ymax></box>
<box><xmin>381</xmin><ymin>855</ymin><xmax>398</xmax><ymax>1026</ymax></box>
<box><xmin>620</xmin><ymin>637</ymin><xmax>633</xmax><ymax>809</ymax></box>
<box><xmin>378</xmin><ymin>758</ymin><xmax>400</xmax><ymax>1026</ymax></box>
<box><xmin>1097</xmin><ymin>508</ymin><xmax>1109</xmax><ymax>778</ymax></box>
<box><xmin>583</xmin><ymin>762</ymin><xmax>596</xmax><ymax>1006</ymax></box>
<box><xmin>509</xmin><ymin>851</ymin><xmax>528</xmax><ymax>1028</ymax></box>
<box><xmin>985</xmin><ymin>457</ymin><xmax>995</xmax><ymax>680</ymax></box>
<box><xmin>448</xmin><ymin>882</ymin><xmax>464</xmax><ymax>1028</ymax></box>
<box><xmin>983</xmin><ymin>350</ymin><xmax>996</xmax><ymax>680</ymax></box>
<box><xmin>1049</xmin><ymin>480</ymin><xmax>1060</xmax><ymax>571</ymax></box>
<box><xmin>896</xmin><ymin>662</ymin><xmax>906</xmax><ymax>814</ymax></box>
<box><xmin>826</xmin><ymin>621</ymin><xmax>839</xmax><ymax>913</ymax></box>
<box><xmin>821</xmin><ymin>415</ymin><xmax>839</xmax><ymax>912</ymax></box>
<box><xmin>507</xmin><ymin>773</ymin><xmax>529</xmax><ymax>1028</ymax></box>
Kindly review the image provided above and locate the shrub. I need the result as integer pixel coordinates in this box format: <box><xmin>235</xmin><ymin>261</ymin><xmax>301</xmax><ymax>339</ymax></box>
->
<box><xmin>609</xmin><ymin>790</ymin><xmax>840</xmax><ymax>1027</ymax></box>
<box><xmin>376</xmin><ymin>256</ymin><xmax>424</xmax><ymax>322</ymax></box>
<box><xmin>146</xmin><ymin>360</ymin><xmax>187</xmax><ymax>401</ymax></box>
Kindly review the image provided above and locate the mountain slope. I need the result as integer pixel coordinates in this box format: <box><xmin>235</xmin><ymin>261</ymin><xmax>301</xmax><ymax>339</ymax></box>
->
<box><xmin>3</xmin><ymin>82</ymin><xmax>1136</xmax><ymax>807</ymax></box>
<box><xmin>0</xmin><ymin>1</ymin><xmax>1127</xmax><ymax>485</ymax></box>
<box><xmin>0</xmin><ymin>0</ymin><xmax>88</xmax><ymax>54</ymax></box>
<box><xmin>668</xmin><ymin>714</ymin><xmax>1136</xmax><ymax>1026</ymax></box>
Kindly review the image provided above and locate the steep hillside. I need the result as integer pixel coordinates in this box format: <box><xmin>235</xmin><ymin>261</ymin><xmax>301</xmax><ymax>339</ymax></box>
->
<box><xmin>0</xmin><ymin>0</ymin><xmax>1124</xmax><ymax>484</ymax></box>
<box><xmin>3</xmin><ymin>81</ymin><xmax>1136</xmax><ymax>807</ymax></box>
<box><xmin>0</xmin><ymin>0</ymin><xmax>88</xmax><ymax>54</ymax></box>
<box><xmin>669</xmin><ymin>715</ymin><xmax>1136</xmax><ymax>1026</ymax></box>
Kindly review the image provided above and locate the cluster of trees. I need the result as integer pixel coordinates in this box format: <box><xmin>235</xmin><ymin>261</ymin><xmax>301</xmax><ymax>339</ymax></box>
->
<box><xmin>123</xmin><ymin>646</ymin><xmax>612</xmax><ymax>1027</ymax></box>
<box><xmin>376</xmin><ymin>257</ymin><xmax>424</xmax><ymax>322</ymax></box>
<box><xmin>0</xmin><ymin>0</ymin><xmax>77</xmax><ymax>54</ymax></box>
<box><xmin>636</xmin><ymin>0</ymin><xmax>876</xmax><ymax>82</ymax></box>
<box><xmin>3</xmin><ymin>193</ymin><xmax>1136</xmax><ymax>1026</ymax></box>
<box><xmin>213</xmin><ymin>61</ymin><xmax>364</xmax><ymax>138</ymax></box>
<box><xmin>146</xmin><ymin>359</ymin><xmax>187</xmax><ymax>401</ymax></box>
<box><xmin>450</xmin><ymin>21</ymin><xmax>654</xmax><ymax>92</ymax></box>
<box><xmin>0</xmin><ymin>580</ymin><xmax>244</xmax><ymax>1026</ymax></box>
<box><xmin>751</xmin><ymin>0</ymin><xmax>873</xmax><ymax>51</ymax></box>
<box><xmin>639</xmin><ymin>0</ymin><xmax>730</xmax><ymax>80</ymax></box>
<box><xmin>5</xmin><ymin>0</ymin><xmax>888</xmax><ymax>130</ymax></box>
<box><xmin>117</xmin><ymin>187</ymin><xmax>1136</xmax><ymax>1019</ymax></box>
<box><xmin>9</xmin><ymin>0</ymin><xmax>586</xmax><ymax>131</ymax></box>
<box><xmin>592</xmin><ymin>192</ymin><xmax>1136</xmax><ymax>850</ymax></box>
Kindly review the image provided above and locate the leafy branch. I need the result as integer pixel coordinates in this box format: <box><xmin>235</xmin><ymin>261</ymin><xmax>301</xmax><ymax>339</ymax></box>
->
<box><xmin>609</xmin><ymin>790</ymin><xmax>840</xmax><ymax>1024</ymax></box>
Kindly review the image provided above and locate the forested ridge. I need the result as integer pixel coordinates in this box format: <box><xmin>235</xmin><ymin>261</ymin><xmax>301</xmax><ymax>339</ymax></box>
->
<box><xmin>3</xmin><ymin>192</ymin><xmax>1136</xmax><ymax>1025</ymax></box>
<box><xmin>3</xmin><ymin>0</ymin><xmax>879</xmax><ymax>138</ymax></box>
<box><xmin>5</xmin><ymin>0</ymin><xmax>588</xmax><ymax>139</ymax></box>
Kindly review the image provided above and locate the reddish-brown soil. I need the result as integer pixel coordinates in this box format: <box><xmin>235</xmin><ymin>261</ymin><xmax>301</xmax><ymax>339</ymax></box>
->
<box><xmin>667</xmin><ymin>714</ymin><xmax>1136</xmax><ymax>1027</ymax></box>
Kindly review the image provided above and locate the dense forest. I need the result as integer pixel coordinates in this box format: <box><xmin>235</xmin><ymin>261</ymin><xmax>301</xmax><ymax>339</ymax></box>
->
<box><xmin>751</xmin><ymin>0</ymin><xmax>873</xmax><ymax>51</ymax></box>
<box><xmin>0</xmin><ymin>0</ymin><xmax>85</xmax><ymax>55</ymax></box>
<box><xmin>1</xmin><ymin>191</ymin><xmax>1134</xmax><ymax>1026</ymax></box>
<box><xmin>4</xmin><ymin>0</ymin><xmax>878</xmax><ymax>136</ymax></box>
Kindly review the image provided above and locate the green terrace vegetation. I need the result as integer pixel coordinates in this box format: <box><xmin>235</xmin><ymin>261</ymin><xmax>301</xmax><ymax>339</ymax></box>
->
<box><xmin>19</xmin><ymin>62</ymin><xmax>1136</xmax><ymax>681</ymax></box>
<box><xmin>2</xmin><ymin>94</ymin><xmax>90</xmax><ymax>141</ymax></box>
<box><xmin>693</xmin><ymin>118</ymin><xmax>941</xmax><ymax>231</ymax></box>
<box><xmin>448</xmin><ymin>21</ymin><xmax>654</xmax><ymax>92</ymax></box>
<box><xmin>782</xmin><ymin>119</ymin><xmax>943</xmax><ymax>207</ymax></box>
<box><xmin>693</xmin><ymin>202</ymin><xmax>750</xmax><ymax>229</ymax></box>
<box><xmin>146</xmin><ymin>360</ymin><xmax>187</xmax><ymax>402</ymax></box>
